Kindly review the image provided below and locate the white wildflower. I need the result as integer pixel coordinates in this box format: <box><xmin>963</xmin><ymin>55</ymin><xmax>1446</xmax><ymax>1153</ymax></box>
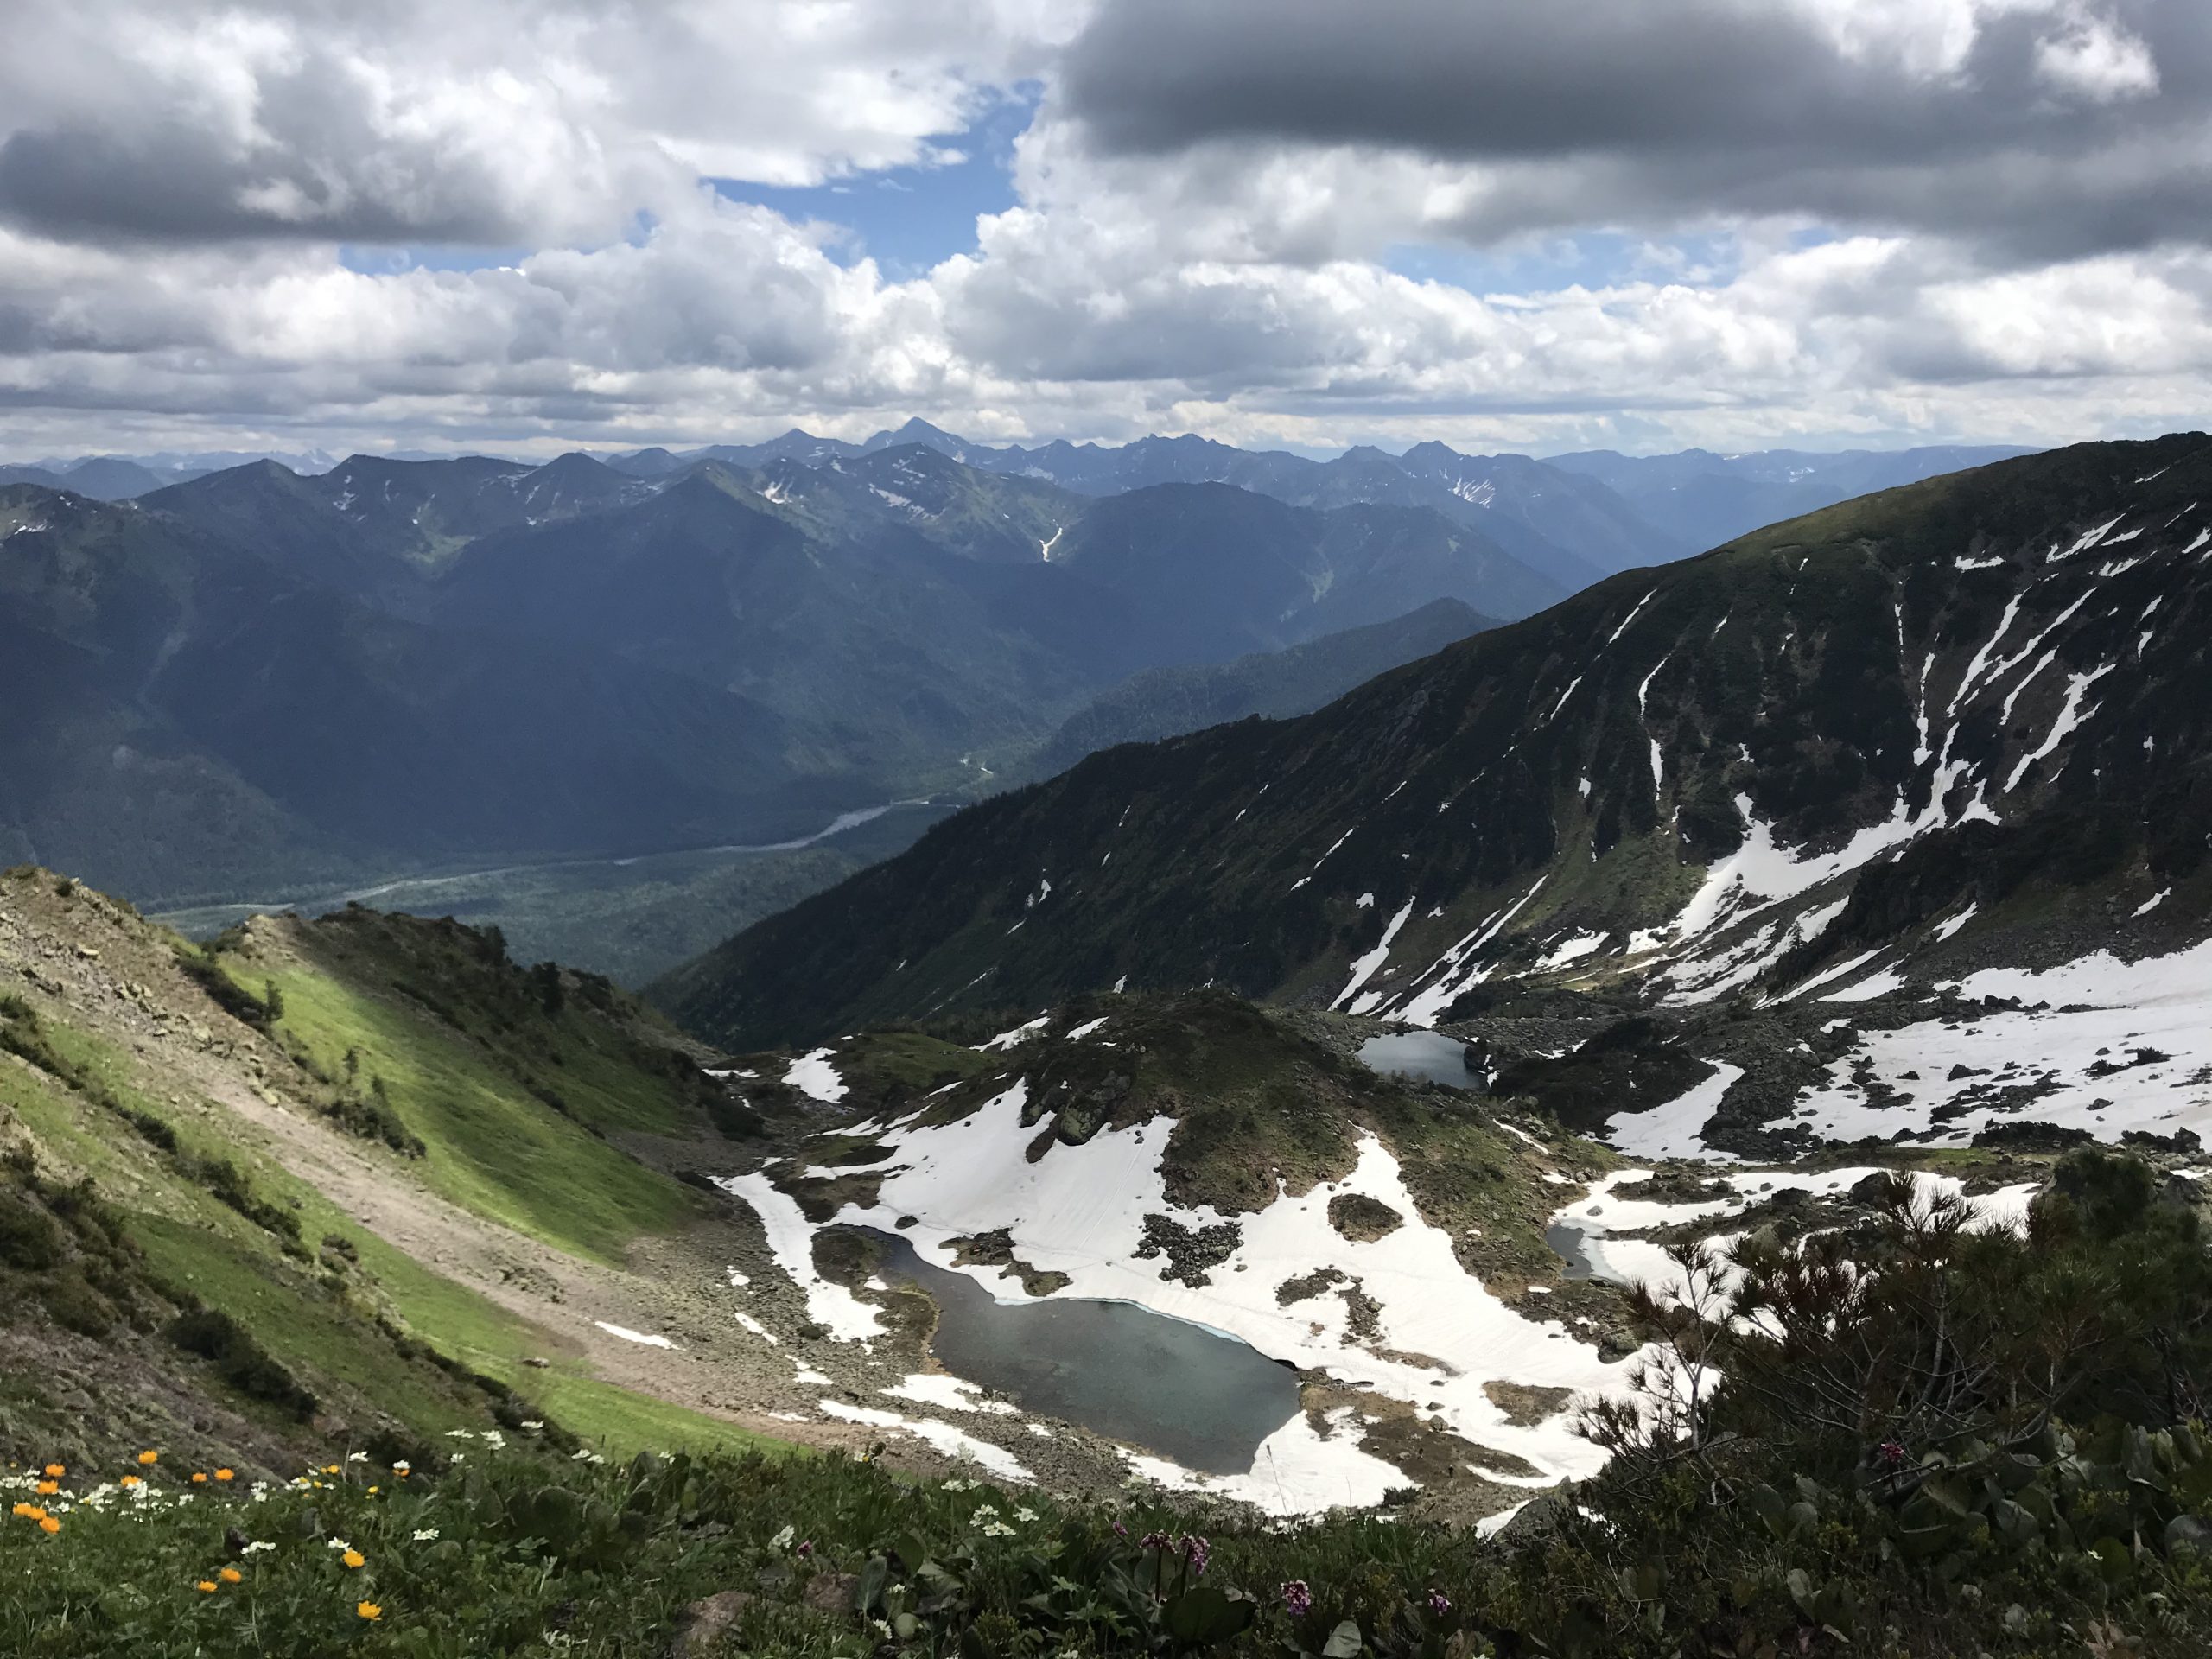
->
<box><xmin>242</xmin><ymin>1541</ymin><xmax>276</xmax><ymax>1555</ymax></box>
<box><xmin>412</xmin><ymin>1528</ymin><xmax>440</xmax><ymax>1541</ymax></box>
<box><xmin>769</xmin><ymin>1524</ymin><xmax>796</xmax><ymax>1552</ymax></box>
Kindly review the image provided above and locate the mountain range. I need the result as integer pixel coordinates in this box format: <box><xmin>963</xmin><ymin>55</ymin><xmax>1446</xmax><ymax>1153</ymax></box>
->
<box><xmin>10</xmin><ymin>428</ymin><xmax>2031</xmax><ymax>583</ymax></box>
<box><xmin>654</xmin><ymin>432</ymin><xmax>2212</xmax><ymax>1167</ymax></box>
<box><xmin>1</xmin><ymin>438</ymin><xmax>1572</xmax><ymax>912</ymax></box>
<box><xmin>602</xmin><ymin>419</ymin><xmax>2028</xmax><ymax>595</ymax></box>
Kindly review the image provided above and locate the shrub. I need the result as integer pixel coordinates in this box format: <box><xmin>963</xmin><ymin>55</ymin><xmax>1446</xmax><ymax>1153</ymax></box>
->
<box><xmin>39</xmin><ymin>1268</ymin><xmax>118</xmax><ymax>1338</ymax></box>
<box><xmin>0</xmin><ymin>1190</ymin><xmax>65</xmax><ymax>1270</ymax></box>
<box><xmin>171</xmin><ymin>948</ymin><xmax>273</xmax><ymax>1032</ymax></box>
<box><xmin>166</xmin><ymin>1308</ymin><xmax>317</xmax><ymax>1418</ymax></box>
<box><xmin>184</xmin><ymin>1156</ymin><xmax>302</xmax><ymax>1244</ymax></box>
<box><xmin>319</xmin><ymin>1089</ymin><xmax>425</xmax><ymax>1159</ymax></box>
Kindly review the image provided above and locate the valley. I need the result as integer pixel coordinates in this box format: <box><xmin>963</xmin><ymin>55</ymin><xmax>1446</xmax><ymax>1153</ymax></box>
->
<box><xmin>151</xmin><ymin>799</ymin><xmax>954</xmax><ymax>987</ymax></box>
<box><xmin>13</xmin><ymin>5</ymin><xmax>2212</xmax><ymax>1648</ymax></box>
<box><xmin>6</xmin><ymin>432</ymin><xmax>2212</xmax><ymax>1654</ymax></box>
<box><xmin>0</xmin><ymin>866</ymin><xmax>2117</xmax><ymax>1530</ymax></box>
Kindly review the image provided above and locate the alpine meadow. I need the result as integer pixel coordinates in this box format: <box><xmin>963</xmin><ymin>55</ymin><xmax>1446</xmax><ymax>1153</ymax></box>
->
<box><xmin>5</xmin><ymin>4</ymin><xmax>2212</xmax><ymax>1657</ymax></box>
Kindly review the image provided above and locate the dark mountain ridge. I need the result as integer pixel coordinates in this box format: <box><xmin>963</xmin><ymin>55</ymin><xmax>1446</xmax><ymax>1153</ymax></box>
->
<box><xmin>654</xmin><ymin>435</ymin><xmax>2212</xmax><ymax>1053</ymax></box>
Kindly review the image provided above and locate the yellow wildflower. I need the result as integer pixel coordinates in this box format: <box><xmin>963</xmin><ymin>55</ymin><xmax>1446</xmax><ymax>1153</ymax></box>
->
<box><xmin>191</xmin><ymin>1472</ymin><xmax>207</xmax><ymax>1485</ymax></box>
<box><xmin>10</xmin><ymin>1503</ymin><xmax>36</xmax><ymax>1519</ymax></box>
<box><xmin>357</xmin><ymin>1602</ymin><xmax>382</xmax><ymax>1621</ymax></box>
<box><xmin>38</xmin><ymin>1517</ymin><xmax>59</xmax><ymax>1535</ymax></box>
<box><xmin>323</xmin><ymin>1464</ymin><xmax>340</xmax><ymax>1475</ymax></box>
<box><xmin>214</xmin><ymin>1469</ymin><xmax>235</xmax><ymax>1482</ymax></box>
<box><xmin>196</xmin><ymin>1580</ymin><xmax>218</xmax><ymax>1593</ymax></box>
<box><xmin>219</xmin><ymin>1567</ymin><xmax>242</xmax><ymax>1585</ymax></box>
<box><xmin>41</xmin><ymin>1464</ymin><xmax>63</xmax><ymax>1478</ymax></box>
<box><xmin>342</xmin><ymin>1548</ymin><xmax>365</xmax><ymax>1569</ymax></box>
<box><xmin>34</xmin><ymin>1481</ymin><xmax>56</xmax><ymax>1497</ymax></box>
<box><xmin>137</xmin><ymin>1451</ymin><xmax>158</xmax><ymax>1466</ymax></box>
<box><xmin>119</xmin><ymin>1475</ymin><xmax>141</xmax><ymax>1489</ymax></box>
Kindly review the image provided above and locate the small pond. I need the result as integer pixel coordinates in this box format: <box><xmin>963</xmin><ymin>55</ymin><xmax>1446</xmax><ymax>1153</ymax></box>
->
<box><xmin>1357</xmin><ymin>1030</ymin><xmax>1481</xmax><ymax>1090</ymax></box>
<box><xmin>1543</xmin><ymin>1220</ymin><xmax>1602</xmax><ymax>1281</ymax></box>
<box><xmin>859</xmin><ymin>1230</ymin><xmax>1300</xmax><ymax>1474</ymax></box>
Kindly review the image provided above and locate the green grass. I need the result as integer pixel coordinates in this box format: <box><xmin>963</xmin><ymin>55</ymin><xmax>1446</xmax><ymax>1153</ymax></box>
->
<box><xmin>505</xmin><ymin>1372</ymin><xmax>785</xmax><ymax>1459</ymax></box>
<box><xmin>3</xmin><ymin>1010</ymin><xmax>779</xmax><ymax>1482</ymax></box>
<box><xmin>129</xmin><ymin>1216</ymin><xmax>486</xmax><ymax>1443</ymax></box>
<box><xmin>241</xmin><ymin>954</ymin><xmax>699</xmax><ymax>1264</ymax></box>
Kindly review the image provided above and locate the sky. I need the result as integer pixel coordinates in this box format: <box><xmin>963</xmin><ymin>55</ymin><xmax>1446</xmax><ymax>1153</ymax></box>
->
<box><xmin>0</xmin><ymin>0</ymin><xmax>2208</xmax><ymax>461</ymax></box>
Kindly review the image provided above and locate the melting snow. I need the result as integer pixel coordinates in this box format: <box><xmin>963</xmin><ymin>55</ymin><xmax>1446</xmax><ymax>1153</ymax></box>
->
<box><xmin>1535</xmin><ymin>931</ymin><xmax>1608</xmax><ymax>972</ymax></box>
<box><xmin>594</xmin><ymin>1322</ymin><xmax>675</xmax><ymax>1349</ymax></box>
<box><xmin>1337</xmin><ymin>899</ymin><xmax>1416</xmax><ymax>1013</ymax></box>
<box><xmin>1931</xmin><ymin>905</ymin><xmax>1979</xmax><ymax>942</ymax></box>
<box><xmin>980</xmin><ymin>1014</ymin><xmax>1050</xmax><ymax>1052</ymax></box>
<box><xmin>1605</xmin><ymin>1064</ymin><xmax>1745</xmax><ymax>1161</ymax></box>
<box><xmin>1605</xmin><ymin>589</ymin><xmax>1656</xmax><ymax>647</ymax></box>
<box><xmin>715</xmin><ymin>1171</ymin><xmax>886</xmax><ymax>1340</ymax></box>
<box><xmin>2004</xmin><ymin>664</ymin><xmax>2113</xmax><ymax>792</ymax></box>
<box><xmin>818</xmin><ymin>1398</ymin><xmax>1033</xmax><ymax>1481</ymax></box>
<box><xmin>883</xmin><ymin>1374</ymin><xmax>1020</xmax><ymax>1416</ymax></box>
<box><xmin>1789</xmin><ymin>940</ymin><xmax>2212</xmax><ymax>1145</ymax></box>
<box><xmin>785</xmin><ymin>1050</ymin><xmax>849</xmax><ymax>1103</ymax></box>
<box><xmin>769</xmin><ymin>1091</ymin><xmax>1643</xmax><ymax>1512</ymax></box>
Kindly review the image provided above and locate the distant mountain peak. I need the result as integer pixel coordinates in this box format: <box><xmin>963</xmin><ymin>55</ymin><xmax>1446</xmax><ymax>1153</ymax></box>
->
<box><xmin>863</xmin><ymin>416</ymin><xmax>971</xmax><ymax>451</ymax></box>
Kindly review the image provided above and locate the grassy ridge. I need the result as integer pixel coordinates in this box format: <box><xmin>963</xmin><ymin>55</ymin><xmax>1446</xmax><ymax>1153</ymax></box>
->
<box><xmin>221</xmin><ymin>910</ymin><xmax>706</xmax><ymax>1262</ymax></box>
<box><xmin>0</xmin><ymin>871</ymin><xmax>769</xmax><ymax>1485</ymax></box>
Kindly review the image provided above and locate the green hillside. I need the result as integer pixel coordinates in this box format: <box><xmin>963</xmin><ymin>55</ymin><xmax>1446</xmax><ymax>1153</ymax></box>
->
<box><xmin>3</xmin><ymin>868</ymin><xmax>2208</xmax><ymax>1652</ymax></box>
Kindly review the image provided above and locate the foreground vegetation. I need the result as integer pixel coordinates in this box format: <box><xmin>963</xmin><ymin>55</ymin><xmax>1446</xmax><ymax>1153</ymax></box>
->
<box><xmin>3</xmin><ymin>1147</ymin><xmax>2207</xmax><ymax>1656</ymax></box>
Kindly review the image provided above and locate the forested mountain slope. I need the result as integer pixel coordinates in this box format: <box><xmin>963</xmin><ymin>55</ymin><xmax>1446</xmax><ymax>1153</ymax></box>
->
<box><xmin>3</xmin><ymin>444</ymin><xmax>1561</xmax><ymax>908</ymax></box>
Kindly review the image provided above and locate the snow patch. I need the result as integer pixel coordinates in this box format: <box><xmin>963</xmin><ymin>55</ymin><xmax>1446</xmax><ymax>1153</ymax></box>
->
<box><xmin>594</xmin><ymin>1322</ymin><xmax>675</xmax><ymax>1349</ymax></box>
<box><xmin>785</xmin><ymin>1050</ymin><xmax>848</xmax><ymax>1103</ymax></box>
<box><xmin>1605</xmin><ymin>1064</ymin><xmax>1745</xmax><ymax>1161</ymax></box>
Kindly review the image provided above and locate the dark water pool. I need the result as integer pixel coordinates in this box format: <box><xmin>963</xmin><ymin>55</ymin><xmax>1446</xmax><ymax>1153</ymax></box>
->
<box><xmin>1544</xmin><ymin>1220</ymin><xmax>1601</xmax><ymax>1281</ymax></box>
<box><xmin>1357</xmin><ymin>1030</ymin><xmax>1480</xmax><ymax>1090</ymax></box>
<box><xmin>861</xmin><ymin>1230</ymin><xmax>1300</xmax><ymax>1474</ymax></box>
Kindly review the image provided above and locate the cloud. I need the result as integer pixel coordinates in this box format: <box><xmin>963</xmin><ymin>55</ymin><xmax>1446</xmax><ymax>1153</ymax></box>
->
<box><xmin>0</xmin><ymin>0</ymin><xmax>1075</xmax><ymax>246</ymax></box>
<box><xmin>2036</xmin><ymin>13</ymin><xmax>2164</xmax><ymax>100</ymax></box>
<box><xmin>0</xmin><ymin>0</ymin><xmax>2206</xmax><ymax>459</ymax></box>
<box><xmin>1059</xmin><ymin>0</ymin><xmax>2209</xmax><ymax>262</ymax></box>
